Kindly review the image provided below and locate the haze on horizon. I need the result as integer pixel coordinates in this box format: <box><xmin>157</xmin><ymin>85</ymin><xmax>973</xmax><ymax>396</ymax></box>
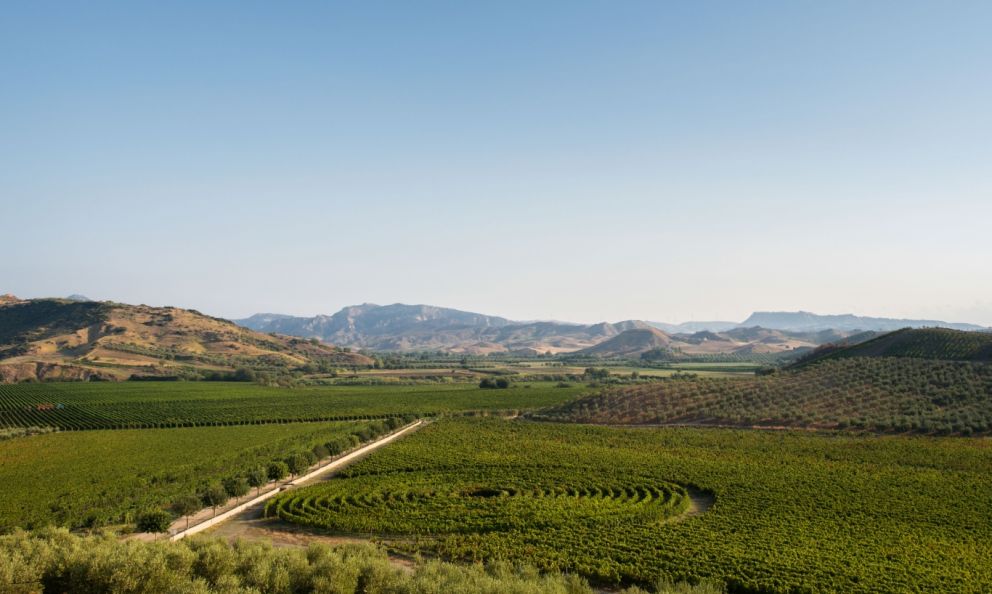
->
<box><xmin>3</xmin><ymin>2</ymin><xmax>991</xmax><ymax>326</ymax></box>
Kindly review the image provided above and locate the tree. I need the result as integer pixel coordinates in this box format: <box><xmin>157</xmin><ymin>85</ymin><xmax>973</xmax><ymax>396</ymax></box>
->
<box><xmin>286</xmin><ymin>452</ymin><xmax>310</xmax><ymax>477</ymax></box>
<box><xmin>223</xmin><ymin>477</ymin><xmax>250</xmax><ymax>503</ymax></box>
<box><xmin>267</xmin><ymin>461</ymin><xmax>290</xmax><ymax>482</ymax></box>
<box><xmin>495</xmin><ymin>378</ymin><xmax>511</xmax><ymax>389</ymax></box>
<box><xmin>200</xmin><ymin>483</ymin><xmax>229</xmax><ymax>517</ymax></box>
<box><xmin>171</xmin><ymin>494</ymin><xmax>201</xmax><ymax>531</ymax></box>
<box><xmin>312</xmin><ymin>443</ymin><xmax>330</xmax><ymax>460</ymax></box>
<box><xmin>136</xmin><ymin>509</ymin><xmax>173</xmax><ymax>533</ymax></box>
<box><xmin>247</xmin><ymin>466</ymin><xmax>268</xmax><ymax>496</ymax></box>
<box><xmin>325</xmin><ymin>438</ymin><xmax>346</xmax><ymax>456</ymax></box>
<box><xmin>479</xmin><ymin>378</ymin><xmax>497</xmax><ymax>389</ymax></box>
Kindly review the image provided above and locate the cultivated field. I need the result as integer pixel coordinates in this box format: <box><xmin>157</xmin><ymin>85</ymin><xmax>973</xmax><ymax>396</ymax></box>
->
<box><xmin>0</xmin><ymin>381</ymin><xmax>588</xmax><ymax>430</ymax></box>
<box><xmin>0</xmin><ymin>421</ymin><xmax>375</xmax><ymax>530</ymax></box>
<box><xmin>268</xmin><ymin>418</ymin><xmax>992</xmax><ymax>593</ymax></box>
<box><xmin>543</xmin><ymin>357</ymin><xmax>992</xmax><ymax>434</ymax></box>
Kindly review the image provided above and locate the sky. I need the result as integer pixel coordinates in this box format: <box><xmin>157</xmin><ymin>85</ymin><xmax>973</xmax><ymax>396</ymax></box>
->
<box><xmin>2</xmin><ymin>1</ymin><xmax>991</xmax><ymax>325</ymax></box>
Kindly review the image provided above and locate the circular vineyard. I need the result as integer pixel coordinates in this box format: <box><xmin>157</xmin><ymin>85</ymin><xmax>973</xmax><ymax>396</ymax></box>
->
<box><xmin>267</xmin><ymin>472</ymin><xmax>692</xmax><ymax>536</ymax></box>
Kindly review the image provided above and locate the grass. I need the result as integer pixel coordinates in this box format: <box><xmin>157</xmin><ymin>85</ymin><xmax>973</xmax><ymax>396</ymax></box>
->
<box><xmin>269</xmin><ymin>418</ymin><xmax>992</xmax><ymax>593</ymax></box>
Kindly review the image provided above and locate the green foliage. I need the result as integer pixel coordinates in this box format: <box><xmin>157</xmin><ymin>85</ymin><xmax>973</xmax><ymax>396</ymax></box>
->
<box><xmin>270</xmin><ymin>418</ymin><xmax>992</xmax><ymax>593</ymax></box>
<box><xmin>0</xmin><ymin>421</ymin><xmax>368</xmax><ymax>530</ymax></box>
<box><xmin>222</xmin><ymin>476</ymin><xmax>250</xmax><ymax>500</ymax></box>
<box><xmin>0</xmin><ymin>528</ymin><xmax>722</xmax><ymax>594</ymax></box>
<box><xmin>267</xmin><ymin>460</ymin><xmax>290</xmax><ymax>482</ymax></box>
<box><xmin>479</xmin><ymin>377</ymin><xmax>513</xmax><ymax>389</ymax></box>
<box><xmin>171</xmin><ymin>494</ymin><xmax>201</xmax><ymax>520</ymax></box>
<box><xmin>136</xmin><ymin>509</ymin><xmax>173</xmax><ymax>533</ymax></box>
<box><xmin>545</xmin><ymin>357</ymin><xmax>992</xmax><ymax>434</ymax></box>
<box><xmin>246</xmin><ymin>466</ymin><xmax>267</xmax><ymax>491</ymax></box>
<box><xmin>584</xmin><ymin>367</ymin><xmax>611</xmax><ymax>380</ymax></box>
<box><xmin>805</xmin><ymin>327</ymin><xmax>992</xmax><ymax>363</ymax></box>
<box><xmin>0</xmin><ymin>381</ymin><xmax>586</xmax><ymax>430</ymax></box>
<box><xmin>285</xmin><ymin>452</ymin><xmax>310</xmax><ymax>476</ymax></box>
<box><xmin>0</xmin><ymin>299</ymin><xmax>111</xmax><ymax>347</ymax></box>
<box><xmin>199</xmin><ymin>482</ymin><xmax>228</xmax><ymax>512</ymax></box>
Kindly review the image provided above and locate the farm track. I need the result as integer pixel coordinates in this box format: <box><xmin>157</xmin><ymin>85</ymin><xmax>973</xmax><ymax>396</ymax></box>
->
<box><xmin>165</xmin><ymin>420</ymin><xmax>426</xmax><ymax>541</ymax></box>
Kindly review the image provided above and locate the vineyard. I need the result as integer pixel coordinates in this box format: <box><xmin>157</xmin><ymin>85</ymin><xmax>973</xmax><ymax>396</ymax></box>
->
<box><xmin>267</xmin><ymin>418</ymin><xmax>992</xmax><ymax>593</ymax></box>
<box><xmin>0</xmin><ymin>420</ymin><xmax>374</xmax><ymax>530</ymax></box>
<box><xmin>0</xmin><ymin>381</ymin><xmax>588</xmax><ymax>430</ymax></box>
<box><xmin>541</xmin><ymin>357</ymin><xmax>992</xmax><ymax>434</ymax></box>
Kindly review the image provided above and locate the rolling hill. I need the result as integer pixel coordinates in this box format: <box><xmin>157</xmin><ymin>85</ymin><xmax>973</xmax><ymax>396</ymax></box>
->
<box><xmin>543</xmin><ymin>327</ymin><xmax>992</xmax><ymax>435</ymax></box>
<box><xmin>0</xmin><ymin>297</ymin><xmax>371</xmax><ymax>382</ymax></box>
<box><xmin>795</xmin><ymin>327</ymin><xmax>992</xmax><ymax>365</ymax></box>
<box><xmin>575</xmin><ymin>326</ymin><xmax>846</xmax><ymax>359</ymax></box>
<box><xmin>574</xmin><ymin>327</ymin><xmax>674</xmax><ymax>357</ymax></box>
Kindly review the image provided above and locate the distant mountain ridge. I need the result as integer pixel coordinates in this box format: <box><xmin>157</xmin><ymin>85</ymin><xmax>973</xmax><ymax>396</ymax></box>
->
<box><xmin>237</xmin><ymin>304</ymin><xmax>986</xmax><ymax>354</ymax></box>
<box><xmin>739</xmin><ymin>311</ymin><xmax>984</xmax><ymax>332</ymax></box>
<box><xmin>237</xmin><ymin>303</ymin><xmax>643</xmax><ymax>354</ymax></box>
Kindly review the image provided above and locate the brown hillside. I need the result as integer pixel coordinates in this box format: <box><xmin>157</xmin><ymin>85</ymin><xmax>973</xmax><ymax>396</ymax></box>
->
<box><xmin>576</xmin><ymin>327</ymin><xmax>674</xmax><ymax>357</ymax></box>
<box><xmin>0</xmin><ymin>299</ymin><xmax>372</xmax><ymax>382</ymax></box>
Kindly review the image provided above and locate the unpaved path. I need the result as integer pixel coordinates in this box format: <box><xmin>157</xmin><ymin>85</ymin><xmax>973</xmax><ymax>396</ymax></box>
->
<box><xmin>163</xmin><ymin>420</ymin><xmax>425</xmax><ymax>541</ymax></box>
<box><xmin>678</xmin><ymin>487</ymin><xmax>716</xmax><ymax>521</ymax></box>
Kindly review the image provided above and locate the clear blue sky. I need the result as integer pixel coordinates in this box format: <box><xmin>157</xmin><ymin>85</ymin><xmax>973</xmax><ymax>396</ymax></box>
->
<box><xmin>3</xmin><ymin>1</ymin><xmax>991</xmax><ymax>325</ymax></box>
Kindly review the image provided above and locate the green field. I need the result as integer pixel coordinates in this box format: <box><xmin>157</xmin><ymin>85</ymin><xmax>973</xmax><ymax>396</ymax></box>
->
<box><xmin>268</xmin><ymin>418</ymin><xmax>992</xmax><ymax>593</ymax></box>
<box><xmin>0</xmin><ymin>381</ymin><xmax>588</xmax><ymax>430</ymax></box>
<box><xmin>0</xmin><ymin>421</ymin><xmax>372</xmax><ymax>530</ymax></box>
<box><xmin>544</xmin><ymin>357</ymin><xmax>992</xmax><ymax>435</ymax></box>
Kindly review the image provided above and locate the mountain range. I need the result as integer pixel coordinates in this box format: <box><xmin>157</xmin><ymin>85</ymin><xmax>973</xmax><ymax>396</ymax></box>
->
<box><xmin>237</xmin><ymin>303</ymin><xmax>650</xmax><ymax>355</ymax></box>
<box><xmin>236</xmin><ymin>303</ymin><xmax>985</xmax><ymax>355</ymax></box>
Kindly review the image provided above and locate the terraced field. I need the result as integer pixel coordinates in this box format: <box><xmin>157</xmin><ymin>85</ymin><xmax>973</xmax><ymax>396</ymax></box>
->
<box><xmin>268</xmin><ymin>418</ymin><xmax>992</xmax><ymax>593</ymax></box>
<box><xmin>0</xmin><ymin>381</ymin><xmax>588</xmax><ymax>430</ymax></box>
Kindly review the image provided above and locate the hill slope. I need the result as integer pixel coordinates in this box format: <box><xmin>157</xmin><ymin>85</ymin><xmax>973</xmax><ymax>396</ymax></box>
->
<box><xmin>574</xmin><ymin>327</ymin><xmax>674</xmax><ymax>357</ymax></box>
<box><xmin>797</xmin><ymin>327</ymin><xmax>992</xmax><ymax>364</ymax></box>
<box><xmin>541</xmin><ymin>357</ymin><xmax>992</xmax><ymax>435</ymax></box>
<box><xmin>0</xmin><ymin>299</ymin><xmax>371</xmax><ymax>382</ymax></box>
<box><xmin>545</xmin><ymin>328</ymin><xmax>992</xmax><ymax>435</ymax></box>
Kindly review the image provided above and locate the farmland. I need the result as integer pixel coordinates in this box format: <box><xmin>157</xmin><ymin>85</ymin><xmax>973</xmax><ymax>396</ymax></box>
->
<box><xmin>0</xmin><ymin>381</ymin><xmax>588</xmax><ymax>430</ymax></box>
<box><xmin>542</xmin><ymin>357</ymin><xmax>992</xmax><ymax>434</ymax></box>
<box><xmin>268</xmin><ymin>418</ymin><xmax>992</xmax><ymax>593</ymax></box>
<box><xmin>0</xmin><ymin>420</ymin><xmax>374</xmax><ymax>530</ymax></box>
